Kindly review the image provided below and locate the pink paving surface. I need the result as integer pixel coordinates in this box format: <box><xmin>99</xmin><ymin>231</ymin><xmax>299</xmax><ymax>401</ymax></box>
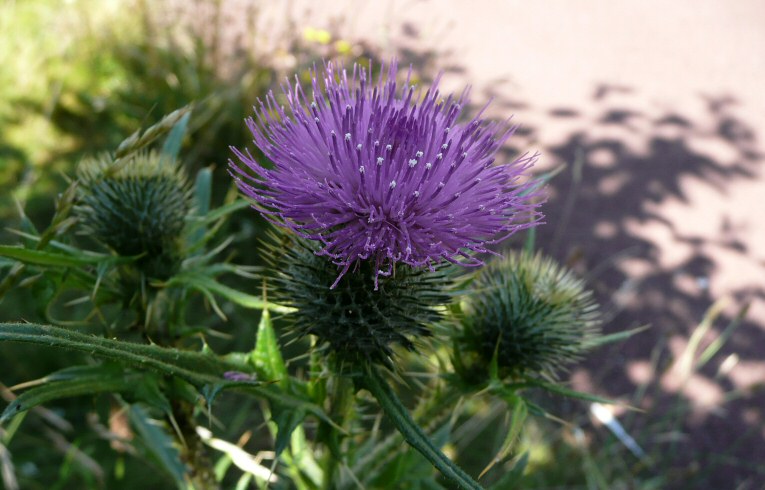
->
<box><xmin>256</xmin><ymin>0</ymin><xmax>765</xmax><ymax>486</ymax></box>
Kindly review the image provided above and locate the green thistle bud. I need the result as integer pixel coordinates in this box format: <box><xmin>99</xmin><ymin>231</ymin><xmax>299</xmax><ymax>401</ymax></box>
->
<box><xmin>455</xmin><ymin>251</ymin><xmax>602</xmax><ymax>383</ymax></box>
<box><xmin>267</xmin><ymin>233</ymin><xmax>453</xmax><ymax>369</ymax></box>
<box><xmin>76</xmin><ymin>152</ymin><xmax>191</xmax><ymax>279</ymax></box>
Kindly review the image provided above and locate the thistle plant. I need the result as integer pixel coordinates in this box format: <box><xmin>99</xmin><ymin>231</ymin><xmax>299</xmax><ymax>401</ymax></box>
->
<box><xmin>231</xmin><ymin>60</ymin><xmax>544</xmax><ymax>489</ymax></box>
<box><xmin>0</xmin><ymin>109</ymin><xmax>282</xmax><ymax>490</ymax></box>
<box><xmin>267</xmin><ymin>233</ymin><xmax>453</xmax><ymax>369</ymax></box>
<box><xmin>76</xmin><ymin>151</ymin><xmax>192</xmax><ymax>279</ymax></box>
<box><xmin>0</xmin><ymin>62</ymin><xmax>633</xmax><ymax>490</ymax></box>
<box><xmin>454</xmin><ymin>251</ymin><xmax>603</xmax><ymax>385</ymax></box>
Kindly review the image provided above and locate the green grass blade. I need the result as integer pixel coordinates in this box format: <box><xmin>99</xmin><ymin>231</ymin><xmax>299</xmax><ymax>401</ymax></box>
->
<box><xmin>678</xmin><ymin>298</ymin><xmax>727</xmax><ymax>380</ymax></box>
<box><xmin>696</xmin><ymin>302</ymin><xmax>748</xmax><ymax>370</ymax></box>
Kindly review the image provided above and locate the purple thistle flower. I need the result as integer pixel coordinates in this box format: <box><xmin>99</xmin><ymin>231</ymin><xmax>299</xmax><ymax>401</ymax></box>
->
<box><xmin>231</xmin><ymin>61</ymin><xmax>543</xmax><ymax>289</ymax></box>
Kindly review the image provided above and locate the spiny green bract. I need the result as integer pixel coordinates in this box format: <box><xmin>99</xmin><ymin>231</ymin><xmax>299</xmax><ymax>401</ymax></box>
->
<box><xmin>455</xmin><ymin>251</ymin><xmax>602</xmax><ymax>382</ymax></box>
<box><xmin>76</xmin><ymin>152</ymin><xmax>191</xmax><ymax>279</ymax></box>
<box><xmin>268</xmin><ymin>233</ymin><xmax>454</xmax><ymax>369</ymax></box>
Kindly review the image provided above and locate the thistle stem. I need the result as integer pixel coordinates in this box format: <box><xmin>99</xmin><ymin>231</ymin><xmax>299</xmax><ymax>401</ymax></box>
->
<box><xmin>172</xmin><ymin>399</ymin><xmax>219</xmax><ymax>490</ymax></box>
<box><xmin>321</xmin><ymin>376</ymin><xmax>354</xmax><ymax>489</ymax></box>
<box><xmin>362</xmin><ymin>365</ymin><xmax>483</xmax><ymax>490</ymax></box>
<box><xmin>352</xmin><ymin>385</ymin><xmax>463</xmax><ymax>487</ymax></box>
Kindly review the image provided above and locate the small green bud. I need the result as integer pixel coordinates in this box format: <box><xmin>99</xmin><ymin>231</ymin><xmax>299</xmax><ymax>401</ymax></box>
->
<box><xmin>76</xmin><ymin>152</ymin><xmax>191</xmax><ymax>278</ymax></box>
<box><xmin>267</xmin><ymin>233</ymin><xmax>453</xmax><ymax>369</ymax></box>
<box><xmin>455</xmin><ymin>251</ymin><xmax>602</xmax><ymax>383</ymax></box>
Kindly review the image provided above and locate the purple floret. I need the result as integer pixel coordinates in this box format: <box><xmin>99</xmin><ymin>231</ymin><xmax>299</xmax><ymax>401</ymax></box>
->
<box><xmin>231</xmin><ymin>61</ymin><xmax>543</xmax><ymax>289</ymax></box>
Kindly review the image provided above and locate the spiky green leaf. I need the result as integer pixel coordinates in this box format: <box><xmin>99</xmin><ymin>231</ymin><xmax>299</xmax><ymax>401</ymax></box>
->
<box><xmin>1</xmin><ymin>365</ymin><xmax>134</xmax><ymax>423</ymax></box>
<box><xmin>128</xmin><ymin>404</ymin><xmax>187</xmax><ymax>487</ymax></box>
<box><xmin>163</xmin><ymin>272</ymin><xmax>293</xmax><ymax>315</ymax></box>
<box><xmin>251</xmin><ymin>309</ymin><xmax>288</xmax><ymax>388</ymax></box>
<box><xmin>487</xmin><ymin>451</ymin><xmax>529</xmax><ymax>490</ymax></box>
<box><xmin>479</xmin><ymin>397</ymin><xmax>527</xmax><ymax>479</ymax></box>
<box><xmin>0</xmin><ymin>245</ymin><xmax>134</xmax><ymax>268</ymax></box>
<box><xmin>0</xmin><ymin>322</ymin><xmax>249</xmax><ymax>387</ymax></box>
<box><xmin>582</xmin><ymin>324</ymin><xmax>650</xmax><ymax>348</ymax></box>
<box><xmin>522</xmin><ymin>380</ymin><xmax>621</xmax><ymax>406</ymax></box>
<box><xmin>272</xmin><ymin>407</ymin><xmax>307</xmax><ymax>458</ymax></box>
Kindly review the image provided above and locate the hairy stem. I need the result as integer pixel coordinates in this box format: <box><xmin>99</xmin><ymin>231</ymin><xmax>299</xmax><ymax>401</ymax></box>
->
<box><xmin>362</xmin><ymin>366</ymin><xmax>483</xmax><ymax>490</ymax></box>
<box><xmin>172</xmin><ymin>400</ymin><xmax>218</xmax><ymax>490</ymax></box>
<box><xmin>352</xmin><ymin>383</ymin><xmax>462</xmax><ymax>486</ymax></box>
<box><xmin>321</xmin><ymin>375</ymin><xmax>354</xmax><ymax>489</ymax></box>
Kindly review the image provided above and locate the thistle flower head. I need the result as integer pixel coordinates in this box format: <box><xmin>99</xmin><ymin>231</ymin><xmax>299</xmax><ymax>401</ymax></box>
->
<box><xmin>76</xmin><ymin>152</ymin><xmax>191</xmax><ymax>278</ymax></box>
<box><xmin>231</xmin><ymin>61</ymin><xmax>543</xmax><ymax>289</ymax></box>
<box><xmin>455</xmin><ymin>252</ymin><xmax>602</xmax><ymax>382</ymax></box>
<box><xmin>267</xmin><ymin>232</ymin><xmax>453</xmax><ymax>368</ymax></box>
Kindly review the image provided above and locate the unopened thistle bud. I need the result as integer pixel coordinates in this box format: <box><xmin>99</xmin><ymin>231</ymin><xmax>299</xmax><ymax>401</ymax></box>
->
<box><xmin>76</xmin><ymin>152</ymin><xmax>191</xmax><ymax>279</ymax></box>
<box><xmin>267</xmin><ymin>233</ymin><xmax>453</xmax><ymax>369</ymax></box>
<box><xmin>455</xmin><ymin>251</ymin><xmax>602</xmax><ymax>383</ymax></box>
